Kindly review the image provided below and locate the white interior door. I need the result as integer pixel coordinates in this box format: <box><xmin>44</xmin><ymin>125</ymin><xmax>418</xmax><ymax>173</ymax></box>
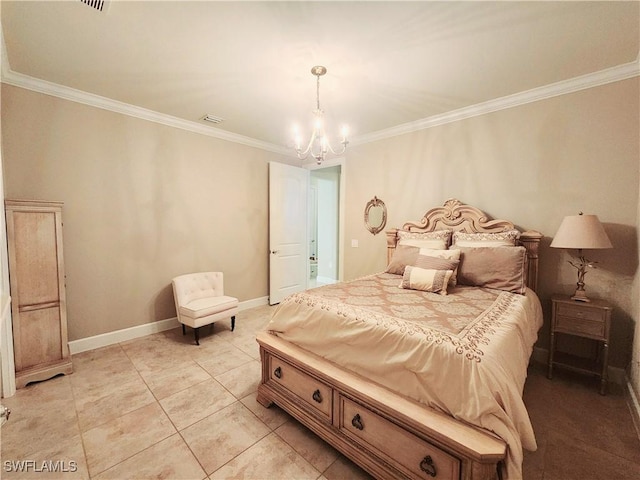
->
<box><xmin>269</xmin><ymin>162</ymin><xmax>309</xmax><ymax>305</ymax></box>
<box><xmin>0</xmin><ymin>150</ymin><xmax>15</xmax><ymax>398</ymax></box>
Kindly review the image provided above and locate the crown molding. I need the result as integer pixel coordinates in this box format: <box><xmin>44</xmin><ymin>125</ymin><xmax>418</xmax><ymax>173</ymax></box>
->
<box><xmin>0</xmin><ymin>20</ymin><xmax>290</xmax><ymax>155</ymax></box>
<box><xmin>351</xmin><ymin>59</ymin><xmax>640</xmax><ymax>146</ymax></box>
<box><xmin>1</xmin><ymin>29</ymin><xmax>637</xmax><ymax>154</ymax></box>
<box><xmin>0</xmin><ymin>66</ymin><xmax>291</xmax><ymax>157</ymax></box>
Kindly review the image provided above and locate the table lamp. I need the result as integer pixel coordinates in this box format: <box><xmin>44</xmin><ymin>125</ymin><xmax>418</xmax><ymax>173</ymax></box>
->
<box><xmin>550</xmin><ymin>213</ymin><xmax>612</xmax><ymax>302</ymax></box>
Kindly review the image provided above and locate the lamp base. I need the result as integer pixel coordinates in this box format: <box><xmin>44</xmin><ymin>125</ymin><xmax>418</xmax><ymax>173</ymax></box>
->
<box><xmin>571</xmin><ymin>288</ymin><xmax>590</xmax><ymax>302</ymax></box>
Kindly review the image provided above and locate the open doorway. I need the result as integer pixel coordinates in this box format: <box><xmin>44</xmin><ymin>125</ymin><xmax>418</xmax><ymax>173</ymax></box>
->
<box><xmin>308</xmin><ymin>165</ymin><xmax>341</xmax><ymax>288</ymax></box>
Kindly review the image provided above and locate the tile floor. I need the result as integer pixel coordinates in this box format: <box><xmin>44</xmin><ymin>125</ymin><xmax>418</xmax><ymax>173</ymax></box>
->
<box><xmin>1</xmin><ymin>304</ymin><xmax>639</xmax><ymax>479</ymax></box>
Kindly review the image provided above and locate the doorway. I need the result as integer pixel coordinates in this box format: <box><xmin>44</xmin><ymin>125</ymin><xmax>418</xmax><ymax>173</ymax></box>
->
<box><xmin>268</xmin><ymin>160</ymin><xmax>344</xmax><ymax>304</ymax></box>
<box><xmin>308</xmin><ymin>165</ymin><xmax>341</xmax><ymax>288</ymax></box>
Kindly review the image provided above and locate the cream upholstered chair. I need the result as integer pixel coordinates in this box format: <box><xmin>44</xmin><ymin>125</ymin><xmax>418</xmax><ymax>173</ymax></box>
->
<box><xmin>172</xmin><ymin>272</ymin><xmax>238</xmax><ymax>345</ymax></box>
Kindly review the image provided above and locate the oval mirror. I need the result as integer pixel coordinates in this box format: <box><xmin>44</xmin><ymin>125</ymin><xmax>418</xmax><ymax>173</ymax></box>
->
<box><xmin>364</xmin><ymin>196</ymin><xmax>387</xmax><ymax>235</ymax></box>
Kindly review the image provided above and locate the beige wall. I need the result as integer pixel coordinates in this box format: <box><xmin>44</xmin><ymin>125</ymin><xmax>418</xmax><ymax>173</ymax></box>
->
<box><xmin>343</xmin><ymin>78</ymin><xmax>639</xmax><ymax>370</ymax></box>
<box><xmin>2</xmin><ymin>77</ymin><xmax>639</xmax><ymax>377</ymax></box>
<box><xmin>1</xmin><ymin>84</ymin><xmax>288</xmax><ymax>340</ymax></box>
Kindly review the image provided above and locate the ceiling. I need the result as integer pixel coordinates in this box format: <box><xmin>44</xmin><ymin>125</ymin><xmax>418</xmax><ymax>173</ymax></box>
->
<box><xmin>1</xmin><ymin>1</ymin><xmax>639</xmax><ymax>152</ymax></box>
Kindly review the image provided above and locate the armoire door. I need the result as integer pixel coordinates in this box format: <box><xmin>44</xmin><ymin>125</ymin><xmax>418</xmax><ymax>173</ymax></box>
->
<box><xmin>5</xmin><ymin>200</ymin><xmax>72</xmax><ymax>388</ymax></box>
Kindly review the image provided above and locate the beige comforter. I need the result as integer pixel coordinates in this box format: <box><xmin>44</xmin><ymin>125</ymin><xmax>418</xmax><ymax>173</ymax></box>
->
<box><xmin>266</xmin><ymin>273</ymin><xmax>543</xmax><ymax>480</ymax></box>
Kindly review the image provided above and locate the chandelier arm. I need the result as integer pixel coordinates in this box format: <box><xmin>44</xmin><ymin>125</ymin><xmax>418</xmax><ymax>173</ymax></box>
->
<box><xmin>325</xmin><ymin>140</ymin><xmax>349</xmax><ymax>156</ymax></box>
<box><xmin>295</xmin><ymin>129</ymin><xmax>318</xmax><ymax>160</ymax></box>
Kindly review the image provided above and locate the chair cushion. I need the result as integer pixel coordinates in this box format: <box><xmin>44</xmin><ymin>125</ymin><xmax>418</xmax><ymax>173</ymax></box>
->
<box><xmin>179</xmin><ymin>295</ymin><xmax>239</xmax><ymax>319</ymax></box>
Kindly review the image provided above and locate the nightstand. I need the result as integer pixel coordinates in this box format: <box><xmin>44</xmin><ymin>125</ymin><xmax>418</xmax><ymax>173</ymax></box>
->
<box><xmin>548</xmin><ymin>295</ymin><xmax>612</xmax><ymax>395</ymax></box>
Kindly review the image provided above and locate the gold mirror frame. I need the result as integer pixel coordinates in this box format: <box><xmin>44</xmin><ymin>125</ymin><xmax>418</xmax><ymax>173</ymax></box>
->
<box><xmin>364</xmin><ymin>196</ymin><xmax>387</xmax><ymax>235</ymax></box>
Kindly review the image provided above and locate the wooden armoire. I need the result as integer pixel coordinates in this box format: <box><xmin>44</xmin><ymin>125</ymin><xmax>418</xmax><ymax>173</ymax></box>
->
<box><xmin>5</xmin><ymin>199</ymin><xmax>72</xmax><ymax>388</ymax></box>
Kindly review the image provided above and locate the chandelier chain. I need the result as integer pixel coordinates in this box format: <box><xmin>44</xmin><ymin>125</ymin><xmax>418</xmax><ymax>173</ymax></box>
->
<box><xmin>316</xmin><ymin>73</ymin><xmax>321</xmax><ymax>112</ymax></box>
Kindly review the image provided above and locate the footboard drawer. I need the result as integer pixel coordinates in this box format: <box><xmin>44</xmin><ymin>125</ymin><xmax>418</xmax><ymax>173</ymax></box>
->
<box><xmin>267</xmin><ymin>355</ymin><xmax>332</xmax><ymax>421</ymax></box>
<box><xmin>339</xmin><ymin>395</ymin><xmax>461</xmax><ymax>480</ymax></box>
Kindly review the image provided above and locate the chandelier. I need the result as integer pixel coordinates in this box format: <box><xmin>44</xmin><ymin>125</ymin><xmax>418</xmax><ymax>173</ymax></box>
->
<box><xmin>293</xmin><ymin>66</ymin><xmax>348</xmax><ymax>165</ymax></box>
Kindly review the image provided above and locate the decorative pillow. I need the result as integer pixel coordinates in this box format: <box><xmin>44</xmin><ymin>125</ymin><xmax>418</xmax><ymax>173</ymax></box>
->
<box><xmin>397</xmin><ymin>230</ymin><xmax>452</xmax><ymax>250</ymax></box>
<box><xmin>416</xmin><ymin>248</ymin><xmax>461</xmax><ymax>285</ymax></box>
<box><xmin>386</xmin><ymin>244</ymin><xmax>420</xmax><ymax>275</ymax></box>
<box><xmin>456</xmin><ymin>246</ymin><xmax>527</xmax><ymax>294</ymax></box>
<box><xmin>400</xmin><ymin>266</ymin><xmax>453</xmax><ymax>295</ymax></box>
<box><xmin>452</xmin><ymin>229</ymin><xmax>520</xmax><ymax>248</ymax></box>
<box><xmin>414</xmin><ymin>254</ymin><xmax>459</xmax><ymax>270</ymax></box>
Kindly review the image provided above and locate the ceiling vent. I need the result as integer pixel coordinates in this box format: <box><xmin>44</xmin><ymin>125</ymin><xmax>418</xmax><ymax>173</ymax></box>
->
<box><xmin>79</xmin><ymin>0</ymin><xmax>110</xmax><ymax>13</ymax></box>
<box><xmin>201</xmin><ymin>114</ymin><xmax>224</xmax><ymax>124</ymax></box>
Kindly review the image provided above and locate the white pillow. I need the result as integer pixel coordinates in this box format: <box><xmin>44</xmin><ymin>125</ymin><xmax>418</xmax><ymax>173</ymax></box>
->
<box><xmin>452</xmin><ymin>230</ymin><xmax>520</xmax><ymax>248</ymax></box>
<box><xmin>397</xmin><ymin>230</ymin><xmax>452</xmax><ymax>250</ymax></box>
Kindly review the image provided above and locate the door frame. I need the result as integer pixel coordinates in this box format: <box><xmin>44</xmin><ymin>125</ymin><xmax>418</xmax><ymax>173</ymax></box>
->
<box><xmin>306</xmin><ymin>157</ymin><xmax>345</xmax><ymax>283</ymax></box>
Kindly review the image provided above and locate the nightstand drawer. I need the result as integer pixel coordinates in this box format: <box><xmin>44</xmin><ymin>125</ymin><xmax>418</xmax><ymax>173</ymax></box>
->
<box><xmin>555</xmin><ymin>315</ymin><xmax>605</xmax><ymax>339</ymax></box>
<box><xmin>556</xmin><ymin>303</ymin><xmax>605</xmax><ymax>322</ymax></box>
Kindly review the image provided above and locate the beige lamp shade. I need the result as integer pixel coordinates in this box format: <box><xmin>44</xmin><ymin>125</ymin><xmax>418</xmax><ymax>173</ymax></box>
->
<box><xmin>550</xmin><ymin>214</ymin><xmax>612</xmax><ymax>250</ymax></box>
<box><xmin>551</xmin><ymin>213</ymin><xmax>612</xmax><ymax>302</ymax></box>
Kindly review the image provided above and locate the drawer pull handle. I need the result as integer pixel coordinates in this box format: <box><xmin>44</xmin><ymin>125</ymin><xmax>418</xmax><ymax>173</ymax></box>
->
<box><xmin>351</xmin><ymin>414</ymin><xmax>364</xmax><ymax>431</ymax></box>
<box><xmin>419</xmin><ymin>455</ymin><xmax>437</xmax><ymax>477</ymax></box>
<box><xmin>273</xmin><ymin>367</ymin><xmax>282</xmax><ymax>379</ymax></box>
<box><xmin>312</xmin><ymin>389</ymin><xmax>323</xmax><ymax>403</ymax></box>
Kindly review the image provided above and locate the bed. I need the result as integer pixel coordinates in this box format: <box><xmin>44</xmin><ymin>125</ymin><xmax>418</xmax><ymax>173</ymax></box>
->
<box><xmin>257</xmin><ymin>199</ymin><xmax>543</xmax><ymax>480</ymax></box>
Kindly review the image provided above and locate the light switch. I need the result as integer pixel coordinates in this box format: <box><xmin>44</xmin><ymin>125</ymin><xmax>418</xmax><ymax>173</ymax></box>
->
<box><xmin>351</xmin><ymin>239</ymin><xmax>359</xmax><ymax>248</ymax></box>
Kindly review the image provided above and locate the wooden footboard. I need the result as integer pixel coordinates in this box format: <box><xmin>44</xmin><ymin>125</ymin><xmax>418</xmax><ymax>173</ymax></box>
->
<box><xmin>257</xmin><ymin>332</ymin><xmax>506</xmax><ymax>480</ymax></box>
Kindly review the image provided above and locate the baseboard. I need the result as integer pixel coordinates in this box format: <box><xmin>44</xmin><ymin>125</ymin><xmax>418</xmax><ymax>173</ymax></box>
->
<box><xmin>531</xmin><ymin>346</ymin><xmax>626</xmax><ymax>386</ymax></box>
<box><xmin>531</xmin><ymin>346</ymin><xmax>548</xmax><ymax>366</ymax></box>
<box><xmin>68</xmin><ymin>296</ymin><xmax>269</xmax><ymax>355</ymax></box>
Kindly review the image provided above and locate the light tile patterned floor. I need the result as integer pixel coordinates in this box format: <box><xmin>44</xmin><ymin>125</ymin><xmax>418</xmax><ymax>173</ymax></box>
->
<box><xmin>0</xmin><ymin>305</ymin><xmax>371</xmax><ymax>480</ymax></box>
<box><xmin>1</xmin><ymin>304</ymin><xmax>639</xmax><ymax>479</ymax></box>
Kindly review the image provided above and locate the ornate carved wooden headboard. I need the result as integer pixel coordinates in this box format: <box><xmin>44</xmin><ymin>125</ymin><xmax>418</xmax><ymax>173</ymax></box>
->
<box><xmin>386</xmin><ymin>198</ymin><xmax>543</xmax><ymax>292</ymax></box>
